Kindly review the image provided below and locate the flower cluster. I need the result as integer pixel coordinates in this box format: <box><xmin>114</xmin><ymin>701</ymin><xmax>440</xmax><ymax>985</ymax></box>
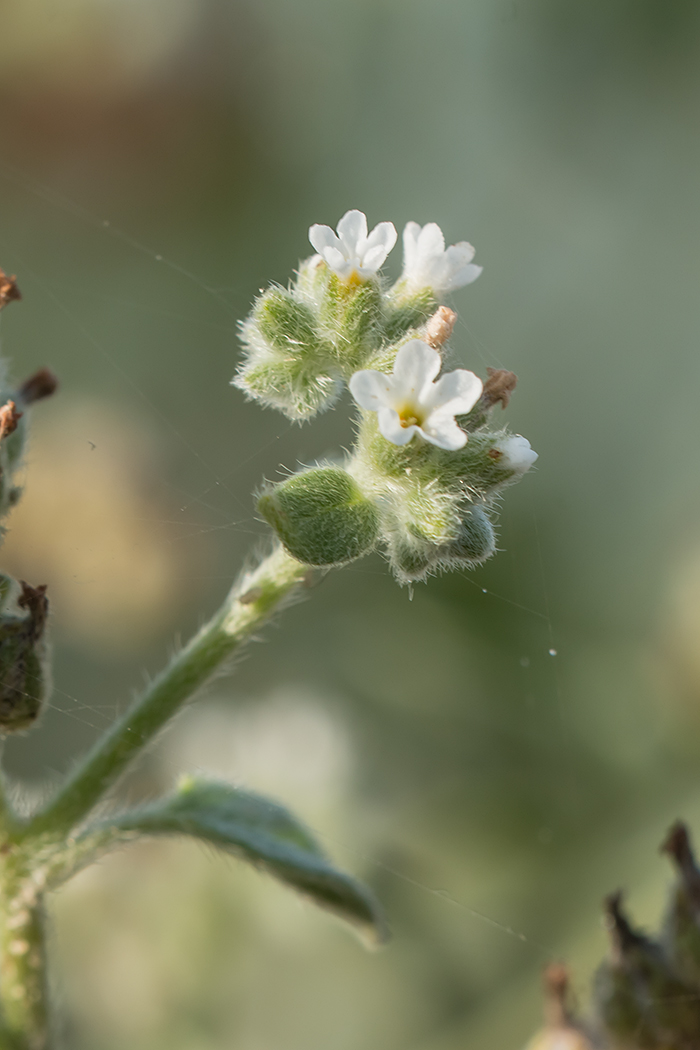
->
<box><xmin>235</xmin><ymin>210</ymin><xmax>537</xmax><ymax>584</ymax></box>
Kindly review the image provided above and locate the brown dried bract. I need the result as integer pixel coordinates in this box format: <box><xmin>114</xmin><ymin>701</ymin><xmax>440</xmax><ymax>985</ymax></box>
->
<box><xmin>482</xmin><ymin>368</ymin><xmax>518</xmax><ymax>410</ymax></box>
<box><xmin>17</xmin><ymin>368</ymin><xmax>58</xmax><ymax>406</ymax></box>
<box><xmin>425</xmin><ymin>306</ymin><xmax>457</xmax><ymax>349</ymax></box>
<box><xmin>0</xmin><ymin>401</ymin><xmax>22</xmax><ymax>441</ymax></box>
<box><xmin>17</xmin><ymin>582</ymin><xmax>48</xmax><ymax>641</ymax></box>
<box><xmin>0</xmin><ymin>270</ymin><xmax>21</xmax><ymax>310</ymax></box>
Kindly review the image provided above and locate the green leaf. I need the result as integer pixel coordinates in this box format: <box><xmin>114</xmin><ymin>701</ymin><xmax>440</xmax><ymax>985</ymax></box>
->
<box><xmin>87</xmin><ymin>777</ymin><xmax>387</xmax><ymax>945</ymax></box>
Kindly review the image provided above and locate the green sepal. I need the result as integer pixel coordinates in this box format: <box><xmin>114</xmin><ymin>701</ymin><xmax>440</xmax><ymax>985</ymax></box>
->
<box><xmin>75</xmin><ymin>777</ymin><xmax>388</xmax><ymax>945</ymax></box>
<box><xmin>441</xmin><ymin>505</ymin><xmax>496</xmax><ymax>565</ymax></box>
<box><xmin>258</xmin><ymin>467</ymin><xmax>380</xmax><ymax>567</ymax></box>
<box><xmin>255</xmin><ymin>288</ymin><xmax>325</xmax><ymax>358</ymax></box>
<box><xmin>382</xmin><ymin>288</ymin><xmax>437</xmax><ymax>345</ymax></box>
<box><xmin>238</xmin><ymin>358</ymin><xmax>341</xmax><ymax>421</ymax></box>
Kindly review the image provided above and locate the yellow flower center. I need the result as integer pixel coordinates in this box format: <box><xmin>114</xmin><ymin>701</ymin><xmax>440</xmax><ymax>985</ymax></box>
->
<box><xmin>398</xmin><ymin>405</ymin><xmax>424</xmax><ymax>429</ymax></box>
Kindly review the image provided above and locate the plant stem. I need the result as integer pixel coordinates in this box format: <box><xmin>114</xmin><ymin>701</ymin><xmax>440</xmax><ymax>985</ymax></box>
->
<box><xmin>20</xmin><ymin>545</ymin><xmax>310</xmax><ymax>843</ymax></box>
<box><xmin>0</xmin><ymin>876</ymin><xmax>49</xmax><ymax>1050</ymax></box>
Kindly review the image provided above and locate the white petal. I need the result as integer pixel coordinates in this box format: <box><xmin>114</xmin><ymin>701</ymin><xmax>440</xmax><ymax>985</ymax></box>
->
<box><xmin>420</xmin><ymin>418</ymin><xmax>468</xmax><ymax>451</ymax></box>
<box><xmin>416</xmin><ymin>222</ymin><xmax>445</xmax><ymax>259</ymax></box>
<box><xmin>402</xmin><ymin>221</ymin><xmax>422</xmax><ymax>267</ymax></box>
<box><xmin>425</xmin><ymin>369</ymin><xmax>483</xmax><ymax>415</ymax></box>
<box><xmin>336</xmin><ymin>210</ymin><xmax>368</xmax><ymax>255</ymax></box>
<box><xmin>324</xmin><ymin>246</ymin><xmax>352</xmax><ymax>276</ymax></box>
<box><xmin>308</xmin><ymin>224</ymin><xmax>340</xmax><ymax>255</ymax></box>
<box><xmin>445</xmin><ymin>241</ymin><xmax>476</xmax><ymax>266</ymax></box>
<box><xmin>442</xmin><ymin>263</ymin><xmax>483</xmax><ymax>293</ymax></box>
<box><xmin>377</xmin><ymin>407</ymin><xmax>417</xmax><ymax>445</ymax></box>
<box><xmin>392</xmin><ymin>340</ymin><xmax>441</xmax><ymax>399</ymax></box>
<box><xmin>495</xmin><ymin>434</ymin><xmax>538</xmax><ymax>473</ymax></box>
<box><xmin>364</xmin><ymin>221</ymin><xmax>397</xmax><ymax>256</ymax></box>
<box><xmin>349</xmin><ymin>369</ymin><xmax>395</xmax><ymax>411</ymax></box>
<box><xmin>360</xmin><ymin>244</ymin><xmax>390</xmax><ymax>273</ymax></box>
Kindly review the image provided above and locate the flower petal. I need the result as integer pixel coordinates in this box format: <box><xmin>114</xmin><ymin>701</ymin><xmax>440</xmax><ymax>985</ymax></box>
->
<box><xmin>349</xmin><ymin>369</ymin><xmax>396</xmax><ymax>411</ymax></box>
<box><xmin>308</xmin><ymin>224</ymin><xmax>340</xmax><ymax>255</ymax></box>
<box><xmin>364</xmin><ymin>221</ymin><xmax>397</xmax><ymax>257</ymax></box>
<box><xmin>425</xmin><ymin>369</ymin><xmax>483</xmax><ymax>415</ymax></box>
<box><xmin>420</xmin><ymin>418</ymin><xmax>468</xmax><ymax>450</ymax></box>
<box><xmin>377</xmin><ymin>407</ymin><xmax>417</xmax><ymax>445</ymax></box>
<box><xmin>336</xmin><ymin>210</ymin><xmax>368</xmax><ymax>255</ymax></box>
<box><xmin>360</xmin><ymin>244</ymin><xmax>391</xmax><ymax>273</ymax></box>
<box><xmin>324</xmin><ymin>247</ymin><xmax>351</xmax><ymax>276</ymax></box>
<box><xmin>494</xmin><ymin>434</ymin><xmax>538</xmax><ymax>473</ymax></box>
<box><xmin>442</xmin><ymin>263</ymin><xmax>482</xmax><ymax>293</ymax></box>
<box><xmin>416</xmin><ymin>222</ymin><xmax>445</xmax><ymax>259</ymax></box>
<box><xmin>391</xmin><ymin>340</ymin><xmax>441</xmax><ymax>400</ymax></box>
<box><xmin>445</xmin><ymin>241</ymin><xmax>476</xmax><ymax>266</ymax></box>
<box><xmin>402</xmin><ymin>221</ymin><xmax>422</xmax><ymax>268</ymax></box>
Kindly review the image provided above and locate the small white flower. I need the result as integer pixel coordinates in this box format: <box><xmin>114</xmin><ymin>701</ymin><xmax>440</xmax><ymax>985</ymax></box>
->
<box><xmin>308</xmin><ymin>210</ymin><xmax>397</xmax><ymax>281</ymax></box>
<box><xmin>349</xmin><ymin>339</ymin><xmax>482</xmax><ymax>451</ymax></box>
<box><xmin>493</xmin><ymin>434</ymin><xmax>538</xmax><ymax>473</ymax></box>
<box><xmin>401</xmin><ymin>221</ymin><xmax>482</xmax><ymax>296</ymax></box>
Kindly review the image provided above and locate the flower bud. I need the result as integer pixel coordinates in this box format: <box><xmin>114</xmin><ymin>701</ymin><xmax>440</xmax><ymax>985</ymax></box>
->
<box><xmin>0</xmin><ymin>579</ymin><xmax>50</xmax><ymax>734</ymax></box>
<box><xmin>440</xmin><ymin>505</ymin><xmax>495</xmax><ymax>566</ymax></box>
<box><xmin>524</xmin><ymin>964</ymin><xmax>595</xmax><ymax>1050</ymax></box>
<box><xmin>235</xmin><ymin>288</ymin><xmax>341</xmax><ymax>421</ymax></box>
<box><xmin>594</xmin><ymin>891</ymin><xmax>700</xmax><ymax>1048</ymax></box>
<box><xmin>258</xmin><ymin>467</ymin><xmax>380</xmax><ymax>567</ymax></box>
<box><xmin>383</xmin><ymin>496</ymin><xmax>495</xmax><ymax>584</ymax></box>
<box><xmin>321</xmin><ymin>276</ymin><xmax>384</xmax><ymax>373</ymax></box>
<box><xmin>661</xmin><ymin>821</ymin><xmax>700</xmax><ymax>987</ymax></box>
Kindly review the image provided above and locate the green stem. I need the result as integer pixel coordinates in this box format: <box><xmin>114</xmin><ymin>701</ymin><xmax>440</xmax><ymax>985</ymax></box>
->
<box><xmin>21</xmin><ymin>546</ymin><xmax>309</xmax><ymax>843</ymax></box>
<box><xmin>0</xmin><ymin>879</ymin><xmax>49</xmax><ymax>1050</ymax></box>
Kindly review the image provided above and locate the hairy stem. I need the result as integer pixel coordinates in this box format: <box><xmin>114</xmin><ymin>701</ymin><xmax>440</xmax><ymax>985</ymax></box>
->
<box><xmin>0</xmin><ymin>877</ymin><xmax>49</xmax><ymax>1050</ymax></box>
<box><xmin>21</xmin><ymin>545</ymin><xmax>310</xmax><ymax>842</ymax></box>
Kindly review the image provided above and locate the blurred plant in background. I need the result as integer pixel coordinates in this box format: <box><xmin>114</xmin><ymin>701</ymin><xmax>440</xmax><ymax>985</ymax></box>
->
<box><xmin>1</xmin><ymin>0</ymin><xmax>700</xmax><ymax>1048</ymax></box>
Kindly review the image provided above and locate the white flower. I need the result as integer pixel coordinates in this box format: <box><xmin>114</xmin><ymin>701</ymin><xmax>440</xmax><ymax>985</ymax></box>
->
<box><xmin>308</xmin><ymin>210</ymin><xmax>397</xmax><ymax>281</ymax></box>
<box><xmin>401</xmin><ymin>221</ymin><xmax>482</xmax><ymax>296</ymax></box>
<box><xmin>349</xmin><ymin>339</ymin><xmax>482</xmax><ymax>451</ymax></box>
<box><xmin>493</xmin><ymin>434</ymin><xmax>538</xmax><ymax>473</ymax></box>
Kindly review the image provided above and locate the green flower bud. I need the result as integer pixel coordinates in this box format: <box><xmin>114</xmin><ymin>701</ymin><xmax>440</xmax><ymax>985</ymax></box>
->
<box><xmin>384</xmin><ymin>500</ymin><xmax>496</xmax><ymax>584</ymax></box>
<box><xmin>258</xmin><ymin>467</ymin><xmax>380</xmax><ymax>567</ymax></box>
<box><xmin>320</xmin><ymin>274</ymin><xmax>384</xmax><ymax>374</ymax></box>
<box><xmin>594</xmin><ymin>891</ymin><xmax>700</xmax><ymax>1049</ymax></box>
<box><xmin>237</xmin><ymin>358</ymin><xmax>341</xmax><ymax>421</ymax></box>
<box><xmin>661</xmin><ymin>822</ymin><xmax>700</xmax><ymax>988</ymax></box>
<box><xmin>235</xmin><ymin>287</ymin><xmax>341</xmax><ymax>421</ymax></box>
<box><xmin>439</xmin><ymin>505</ymin><xmax>496</xmax><ymax>565</ymax></box>
<box><xmin>0</xmin><ymin>578</ymin><xmax>50</xmax><ymax>734</ymax></box>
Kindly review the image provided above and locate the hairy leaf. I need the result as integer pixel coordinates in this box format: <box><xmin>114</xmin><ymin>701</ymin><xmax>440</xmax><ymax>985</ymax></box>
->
<box><xmin>85</xmin><ymin>777</ymin><xmax>387</xmax><ymax>945</ymax></box>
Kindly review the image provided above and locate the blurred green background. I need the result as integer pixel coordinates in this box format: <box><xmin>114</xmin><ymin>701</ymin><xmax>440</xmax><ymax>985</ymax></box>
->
<box><xmin>1</xmin><ymin>0</ymin><xmax>700</xmax><ymax>1046</ymax></box>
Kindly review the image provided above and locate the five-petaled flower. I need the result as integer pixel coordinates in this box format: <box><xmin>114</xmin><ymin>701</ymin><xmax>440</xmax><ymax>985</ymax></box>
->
<box><xmin>349</xmin><ymin>339</ymin><xmax>482</xmax><ymax>450</ymax></box>
<box><xmin>401</xmin><ymin>221</ymin><xmax>482</xmax><ymax>296</ymax></box>
<box><xmin>309</xmin><ymin>210</ymin><xmax>397</xmax><ymax>281</ymax></box>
